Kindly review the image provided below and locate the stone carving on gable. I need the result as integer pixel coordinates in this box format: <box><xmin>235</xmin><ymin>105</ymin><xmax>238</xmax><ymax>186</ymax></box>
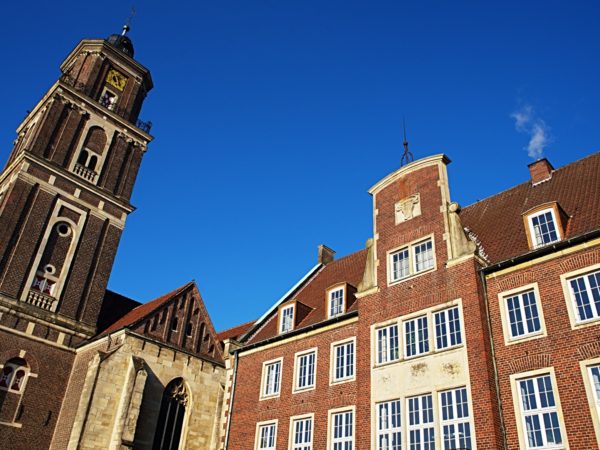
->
<box><xmin>167</xmin><ymin>378</ymin><xmax>189</xmax><ymax>406</ymax></box>
<box><xmin>395</xmin><ymin>193</ymin><xmax>421</xmax><ymax>225</ymax></box>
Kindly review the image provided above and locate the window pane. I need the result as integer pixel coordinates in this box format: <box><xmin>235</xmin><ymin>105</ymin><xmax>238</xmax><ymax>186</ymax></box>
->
<box><xmin>414</xmin><ymin>240</ymin><xmax>433</xmax><ymax>272</ymax></box>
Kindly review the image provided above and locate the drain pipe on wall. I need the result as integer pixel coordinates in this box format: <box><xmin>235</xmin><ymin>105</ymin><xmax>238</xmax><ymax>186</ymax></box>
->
<box><xmin>223</xmin><ymin>349</ymin><xmax>239</xmax><ymax>450</ymax></box>
<box><xmin>479</xmin><ymin>269</ymin><xmax>508</xmax><ymax>450</ymax></box>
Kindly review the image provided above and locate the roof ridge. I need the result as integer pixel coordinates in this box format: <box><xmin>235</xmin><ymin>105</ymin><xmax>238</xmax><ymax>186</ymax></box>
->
<box><xmin>217</xmin><ymin>319</ymin><xmax>256</xmax><ymax>335</ymax></box>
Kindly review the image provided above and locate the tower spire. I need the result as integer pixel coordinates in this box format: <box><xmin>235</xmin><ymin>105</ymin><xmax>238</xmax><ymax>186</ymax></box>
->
<box><xmin>400</xmin><ymin>117</ymin><xmax>414</xmax><ymax>167</ymax></box>
<box><xmin>122</xmin><ymin>5</ymin><xmax>136</xmax><ymax>35</ymax></box>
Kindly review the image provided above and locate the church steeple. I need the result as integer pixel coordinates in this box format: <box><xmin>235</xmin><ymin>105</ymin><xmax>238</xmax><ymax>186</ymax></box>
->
<box><xmin>0</xmin><ymin>31</ymin><xmax>153</xmax><ymax>340</ymax></box>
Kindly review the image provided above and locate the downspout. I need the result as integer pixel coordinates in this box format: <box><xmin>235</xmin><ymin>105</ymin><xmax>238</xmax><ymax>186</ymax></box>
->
<box><xmin>479</xmin><ymin>269</ymin><xmax>508</xmax><ymax>450</ymax></box>
<box><xmin>223</xmin><ymin>350</ymin><xmax>239</xmax><ymax>450</ymax></box>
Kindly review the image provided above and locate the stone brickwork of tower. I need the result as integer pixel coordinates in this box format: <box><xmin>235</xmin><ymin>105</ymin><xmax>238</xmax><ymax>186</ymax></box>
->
<box><xmin>0</xmin><ymin>29</ymin><xmax>153</xmax><ymax>449</ymax></box>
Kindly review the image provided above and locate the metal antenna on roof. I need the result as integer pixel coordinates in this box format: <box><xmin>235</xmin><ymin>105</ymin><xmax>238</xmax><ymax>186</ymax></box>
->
<box><xmin>122</xmin><ymin>5</ymin><xmax>136</xmax><ymax>35</ymax></box>
<box><xmin>400</xmin><ymin>117</ymin><xmax>414</xmax><ymax>167</ymax></box>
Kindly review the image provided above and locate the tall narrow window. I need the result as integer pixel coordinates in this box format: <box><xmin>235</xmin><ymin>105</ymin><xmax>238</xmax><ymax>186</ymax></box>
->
<box><xmin>377</xmin><ymin>400</ymin><xmax>402</xmax><ymax>450</ymax></box>
<box><xmin>280</xmin><ymin>304</ymin><xmax>295</xmax><ymax>333</ymax></box>
<box><xmin>568</xmin><ymin>270</ymin><xmax>600</xmax><ymax>323</ymax></box>
<box><xmin>517</xmin><ymin>374</ymin><xmax>563</xmax><ymax>449</ymax></box>
<box><xmin>505</xmin><ymin>290</ymin><xmax>542</xmax><ymax>339</ymax></box>
<box><xmin>528</xmin><ymin>209</ymin><xmax>560</xmax><ymax>248</ymax></box>
<box><xmin>405</xmin><ymin>316</ymin><xmax>429</xmax><ymax>358</ymax></box>
<box><xmin>295</xmin><ymin>351</ymin><xmax>316</xmax><ymax>391</ymax></box>
<box><xmin>414</xmin><ymin>240</ymin><xmax>434</xmax><ymax>273</ymax></box>
<box><xmin>292</xmin><ymin>417</ymin><xmax>313</xmax><ymax>450</ymax></box>
<box><xmin>331</xmin><ymin>410</ymin><xmax>353</xmax><ymax>450</ymax></box>
<box><xmin>262</xmin><ymin>360</ymin><xmax>282</xmax><ymax>397</ymax></box>
<box><xmin>440</xmin><ymin>387</ymin><xmax>472</xmax><ymax>450</ymax></box>
<box><xmin>588</xmin><ymin>365</ymin><xmax>600</xmax><ymax>422</ymax></box>
<box><xmin>377</xmin><ymin>324</ymin><xmax>399</xmax><ymax>364</ymax></box>
<box><xmin>407</xmin><ymin>394</ymin><xmax>435</xmax><ymax>450</ymax></box>
<box><xmin>391</xmin><ymin>248</ymin><xmax>410</xmax><ymax>281</ymax></box>
<box><xmin>257</xmin><ymin>422</ymin><xmax>277</xmax><ymax>450</ymax></box>
<box><xmin>332</xmin><ymin>340</ymin><xmax>355</xmax><ymax>382</ymax></box>
<box><xmin>434</xmin><ymin>306</ymin><xmax>462</xmax><ymax>350</ymax></box>
<box><xmin>0</xmin><ymin>358</ymin><xmax>28</xmax><ymax>394</ymax></box>
<box><xmin>152</xmin><ymin>378</ymin><xmax>188</xmax><ymax>450</ymax></box>
<box><xmin>329</xmin><ymin>287</ymin><xmax>345</xmax><ymax>318</ymax></box>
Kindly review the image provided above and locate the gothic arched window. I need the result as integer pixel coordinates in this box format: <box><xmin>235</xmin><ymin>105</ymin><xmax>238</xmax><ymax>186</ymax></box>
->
<box><xmin>0</xmin><ymin>358</ymin><xmax>29</xmax><ymax>393</ymax></box>
<box><xmin>153</xmin><ymin>378</ymin><xmax>188</xmax><ymax>450</ymax></box>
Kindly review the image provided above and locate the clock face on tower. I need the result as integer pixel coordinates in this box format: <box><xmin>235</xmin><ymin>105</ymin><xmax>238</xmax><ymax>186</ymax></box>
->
<box><xmin>106</xmin><ymin>69</ymin><xmax>128</xmax><ymax>91</ymax></box>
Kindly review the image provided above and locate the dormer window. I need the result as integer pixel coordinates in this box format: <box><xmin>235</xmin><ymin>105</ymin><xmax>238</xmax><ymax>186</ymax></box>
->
<box><xmin>279</xmin><ymin>304</ymin><xmax>295</xmax><ymax>334</ymax></box>
<box><xmin>524</xmin><ymin>203</ymin><xmax>565</xmax><ymax>250</ymax></box>
<box><xmin>328</xmin><ymin>286</ymin><xmax>345</xmax><ymax>318</ymax></box>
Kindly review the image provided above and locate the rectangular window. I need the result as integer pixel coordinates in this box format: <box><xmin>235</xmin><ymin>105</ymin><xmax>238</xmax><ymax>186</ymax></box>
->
<box><xmin>262</xmin><ymin>360</ymin><xmax>281</xmax><ymax>397</ymax></box>
<box><xmin>568</xmin><ymin>270</ymin><xmax>600</xmax><ymax>323</ymax></box>
<box><xmin>407</xmin><ymin>394</ymin><xmax>435</xmax><ymax>450</ymax></box>
<box><xmin>280</xmin><ymin>304</ymin><xmax>295</xmax><ymax>333</ymax></box>
<box><xmin>440</xmin><ymin>387</ymin><xmax>472</xmax><ymax>450</ymax></box>
<box><xmin>296</xmin><ymin>351</ymin><xmax>316</xmax><ymax>391</ymax></box>
<box><xmin>389</xmin><ymin>237</ymin><xmax>435</xmax><ymax>283</ymax></box>
<box><xmin>377</xmin><ymin>400</ymin><xmax>402</xmax><ymax>450</ymax></box>
<box><xmin>405</xmin><ymin>316</ymin><xmax>429</xmax><ymax>358</ymax></box>
<box><xmin>528</xmin><ymin>209</ymin><xmax>559</xmax><ymax>248</ymax></box>
<box><xmin>332</xmin><ymin>340</ymin><xmax>355</xmax><ymax>382</ymax></box>
<box><xmin>377</xmin><ymin>324</ymin><xmax>400</xmax><ymax>364</ymax></box>
<box><xmin>257</xmin><ymin>423</ymin><xmax>277</xmax><ymax>450</ymax></box>
<box><xmin>329</xmin><ymin>287</ymin><xmax>345</xmax><ymax>318</ymax></box>
<box><xmin>331</xmin><ymin>410</ymin><xmax>353</xmax><ymax>450</ymax></box>
<box><xmin>506</xmin><ymin>290</ymin><xmax>542</xmax><ymax>338</ymax></box>
<box><xmin>292</xmin><ymin>417</ymin><xmax>313</xmax><ymax>450</ymax></box>
<box><xmin>517</xmin><ymin>374</ymin><xmax>563</xmax><ymax>449</ymax></box>
<box><xmin>434</xmin><ymin>306</ymin><xmax>462</xmax><ymax>350</ymax></box>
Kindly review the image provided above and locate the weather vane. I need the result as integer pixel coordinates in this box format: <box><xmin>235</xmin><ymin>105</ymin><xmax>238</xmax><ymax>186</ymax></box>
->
<box><xmin>122</xmin><ymin>5</ymin><xmax>136</xmax><ymax>35</ymax></box>
<box><xmin>400</xmin><ymin>117</ymin><xmax>414</xmax><ymax>167</ymax></box>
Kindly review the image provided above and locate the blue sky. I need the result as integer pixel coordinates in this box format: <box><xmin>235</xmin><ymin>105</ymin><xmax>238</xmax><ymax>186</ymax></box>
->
<box><xmin>1</xmin><ymin>1</ymin><xmax>598</xmax><ymax>331</ymax></box>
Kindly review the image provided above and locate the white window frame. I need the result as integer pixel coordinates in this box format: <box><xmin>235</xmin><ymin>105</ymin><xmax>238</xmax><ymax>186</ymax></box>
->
<box><xmin>407</xmin><ymin>393</ymin><xmax>435</xmax><ymax>449</ymax></box>
<box><xmin>376</xmin><ymin>399</ymin><xmax>402</xmax><ymax>450</ymax></box>
<box><xmin>280</xmin><ymin>304</ymin><xmax>295</xmax><ymax>334</ymax></box>
<box><xmin>405</xmin><ymin>315</ymin><xmax>430</xmax><ymax>359</ymax></box>
<box><xmin>510</xmin><ymin>368</ymin><xmax>567</xmax><ymax>450</ymax></box>
<box><xmin>433</xmin><ymin>305</ymin><xmax>463</xmax><ymax>351</ymax></box>
<box><xmin>527</xmin><ymin>207</ymin><xmax>561</xmax><ymax>249</ymax></box>
<box><xmin>289</xmin><ymin>413</ymin><xmax>314</xmax><ymax>450</ymax></box>
<box><xmin>388</xmin><ymin>235</ymin><xmax>436</xmax><ymax>285</ymax></box>
<box><xmin>255</xmin><ymin>420</ymin><xmax>278</xmax><ymax>450</ymax></box>
<box><xmin>260</xmin><ymin>357</ymin><xmax>283</xmax><ymax>399</ymax></box>
<box><xmin>439</xmin><ymin>387</ymin><xmax>473</xmax><ymax>450</ymax></box>
<box><xmin>328</xmin><ymin>285</ymin><xmax>346</xmax><ymax>319</ymax></box>
<box><xmin>376</xmin><ymin>323</ymin><xmax>400</xmax><ymax>365</ymax></box>
<box><xmin>561</xmin><ymin>264</ymin><xmax>600</xmax><ymax>328</ymax></box>
<box><xmin>330</xmin><ymin>337</ymin><xmax>356</xmax><ymax>384</ymax></box>
<box><xmin>580</xmin><ymin>357</ymin><xmax>600</xmax><ymax>446</ymax></box>
<box><xmin>498</xmin><ymin>283</ymin><xmax>547</xmax><ymax>345</ymax></box>
<box><xmin>294</xmin><ymin>348</ymin><xmax>317</xmax><ymax>393</ymax></box>
<box><xmin>0</xmin><ymin>362</ymin><xmax>30</xmax><ymax>394</ymax></box>
<box><xmin>328</xmin><ymin>406</ymin><xmax>355</xmax><ymax>450</ymax></box>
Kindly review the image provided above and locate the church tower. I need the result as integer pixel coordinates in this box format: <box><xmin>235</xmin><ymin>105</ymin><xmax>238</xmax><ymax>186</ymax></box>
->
<box><xmin>0</xmin><ymin>26</ymin><xmax>152</xmax><ymax>341</ymax></box>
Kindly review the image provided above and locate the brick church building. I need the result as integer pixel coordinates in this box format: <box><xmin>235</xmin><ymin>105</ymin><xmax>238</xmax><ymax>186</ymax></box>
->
<box><xmin>1</xmin><ymin>28</ymin><xmax>600</xmax><ymax>450</ymax></box>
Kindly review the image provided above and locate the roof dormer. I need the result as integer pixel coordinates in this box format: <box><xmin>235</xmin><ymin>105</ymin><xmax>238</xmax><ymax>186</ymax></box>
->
<box><xmin>277</xmin><ymin>300</ymin><xmax>312</xmax><ymax>334</ymax></box>
<box><xmin>523</xmin><ymin>202</ymin><xmax>568</xmax><ymax>250</ymax></box>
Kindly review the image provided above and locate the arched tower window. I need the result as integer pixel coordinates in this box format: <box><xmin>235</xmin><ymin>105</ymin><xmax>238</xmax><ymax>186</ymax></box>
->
<box><xmin>73</xmin><ymin>126</ymin><xmax>107</xmax><ymax>183</ymax></box>
<box><xmin>153</xmin><ymin>378</ymin><xmax>188</xmax><ymax>450</ymax></box>
<box><xmin>0</xmin><ymin>358</ymin><xmax>29</xmax><ymax>394</ymax></box>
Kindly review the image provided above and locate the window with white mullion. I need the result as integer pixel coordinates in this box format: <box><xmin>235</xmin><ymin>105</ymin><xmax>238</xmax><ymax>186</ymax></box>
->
<box><xmin>518</xmin><ymin>375</ymin><xmax>563</xmax><ymax>449</ymax></box>
<box><xmin>377</xmin><ymin>400</ymin><xmax>402</xmax><ymax>450</ymax></box>
<box><xmin>297</xmin><ymin>352</ymin><xmax>316</xmax><ymax>390</ymax></box>
<box><xmin>280</xmin><ymin>305</ymin><xmax>294</xmax><ymax>333</ymax></box>
<box><xmin>405</xmin><ymin>316</ymin><xmax>429</xmax><ymax>358</ymax></box>
<box><xmin>529</xmin><ymin>209</ymin><xmax>559</xmax><ymax>248</ymax></box>
<box><xmin>588</xmin><ymin>365</ymin><xmax>600</xmax><ymax>420</ymax></box>
<box><xmin>506</xmin><ymin>290</ymin><xmax>542</xmax><ymax>338</ymax></box>
<box><xmin>392</xmin><ymin>248</ymin><xmax>410</xmax><ymax>281</ymax></box>
<box><xmin>333</xmin><ymin>341</ymin><xmax>354</xmax><ymax>381</ymax></box>
<box><xmin>440</xmin><ymin>387</ymin><xmax>473</xmax><ymax>450</ymax></box>
<box><xmin>293</xmin><ymin>417</ymin><xmax>313</xmax><ymax>450</ymax></box>
<box><xmin>569</xmin><ymin>270</ymin><xmax>600</xmax><ymax>322</ymax></box>
<box><xmin>258</xmin><ymin>423</ymin><xmax>277</xmax><ymax>450</ymax></box>
<box><xmin>263</xmin><ymin>361</ymin><xmax>281</xmax><ymax>397</ymax></box>
<box><xmin>413</xmin><ymin>240</ymin><xmax>434</xmax><ymax>273</ymax></box>
<box><xmin>329</xmin><ymin>288</ymin><xmax>345</xmax><ymax>318</ymax></box>
<box><xmin>331</xmin><ymin>411</ymin><xmax>353</xmax><ymax>450</ymax></box>
<box><xmin>434</xmin><ymin>306</ymin><xmax>462</xmax><ymax>350</ymax></box>
<box><xmin>407</xmin><ymin>394</ymin><xmax>435</xmax><ymax>450</ymax></box>
<box><xmin>377</xmin><ymin>324</ymin><xmax>400</xmax><ymax>364</ymax></box>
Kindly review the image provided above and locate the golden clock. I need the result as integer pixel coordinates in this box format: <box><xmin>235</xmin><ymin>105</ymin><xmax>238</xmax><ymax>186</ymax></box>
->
<box><xmin>106</xmin><ymin>69</ymin><xmax>128</xmax><ymax>92</ymax></box>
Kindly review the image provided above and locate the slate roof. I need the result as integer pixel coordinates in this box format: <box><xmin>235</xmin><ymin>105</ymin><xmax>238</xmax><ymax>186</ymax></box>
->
<box><xmin>460</xmin><ymin>151</ymin><xmax>600</xmax><ymax>264</ymax></box>
<box><xmin>245</xmin><ymin>249</ymin><xmax>367</xmax><ymax>344</ymax></box>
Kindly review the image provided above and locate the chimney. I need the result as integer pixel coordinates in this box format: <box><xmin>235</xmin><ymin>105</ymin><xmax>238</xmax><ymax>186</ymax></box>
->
<box><xmin>318</xmin><ymin>244</ymin><xmax>335</xmax><ymax>265</ymax></box>
<box><xmin>528</xmin><ymin>158</ymin><xmax>554</xmax><ymax>185</ymax></box>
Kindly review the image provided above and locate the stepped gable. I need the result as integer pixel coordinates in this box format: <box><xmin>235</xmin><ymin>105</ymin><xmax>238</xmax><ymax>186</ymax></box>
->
<box><xmin>99</xmin><ymin>281</ymin><xmax>223</xmax><ymax>362</ymax></box>
<box><xmin>246</xmin><ymin>248</ymin><xmax>367</xmax><ymax>344</ymax></box>
<box><xmin>460</xmin><ymin>151</ymin><xmax>600</xmax><ymax>264</ymax></box>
